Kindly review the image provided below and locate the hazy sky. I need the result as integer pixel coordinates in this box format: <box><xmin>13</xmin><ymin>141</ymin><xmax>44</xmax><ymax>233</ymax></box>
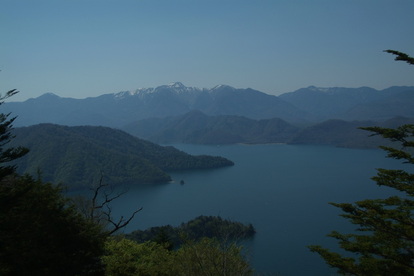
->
<box><xmin>2</xmin><ymin>0</ymin><xmax>414</xmax><ymax>101</ymax></box>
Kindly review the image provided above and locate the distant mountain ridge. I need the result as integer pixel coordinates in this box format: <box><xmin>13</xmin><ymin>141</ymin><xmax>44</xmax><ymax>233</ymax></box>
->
<box><xmin>2</xmin><ymin>82</ymin><xmax>303</xmax><ymax>127</ymax></box>
<box><xmin>279</xmin><ymin>85</ymin><xmax>414</xmax><ymax>121</ymax></box>
<box><xmin>4</xmin><ymin>83</ymin><xmax>414</xmax><ymax>128</ymax></box>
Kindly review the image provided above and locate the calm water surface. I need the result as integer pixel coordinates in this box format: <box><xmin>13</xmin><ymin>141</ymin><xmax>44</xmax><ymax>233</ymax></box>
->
<box><xmin>110</xmin><ymin>144</ymin><xmax>405</xmax><ymax>276</ymax></box>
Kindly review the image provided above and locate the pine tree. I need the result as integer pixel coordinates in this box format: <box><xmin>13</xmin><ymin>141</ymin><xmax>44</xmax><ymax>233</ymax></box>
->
<box><xmin>0</xmin><ymin>90</ymin><xmax>106</xmax><ymax>275</ymax></box>
<box><xmin>0</xmin><ymin>89</ymin><xmax>28</xmax><ymax>179</ymax></box>
<box><xmin>308</xmin><ymin>51</ymin><xmax>414</xmax><ymax>275</ymax></box>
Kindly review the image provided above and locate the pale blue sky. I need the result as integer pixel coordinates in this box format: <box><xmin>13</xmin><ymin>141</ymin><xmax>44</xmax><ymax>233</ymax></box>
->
<box><xmin>1</xmin><ymin>0</ymin><xmax>414</xmax><ymax>101</ymax></box>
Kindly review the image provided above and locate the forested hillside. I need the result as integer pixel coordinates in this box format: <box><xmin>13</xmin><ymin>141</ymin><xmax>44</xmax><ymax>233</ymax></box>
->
<box><xmin>123</xmin><ymin>110</ymin><xmax>300</xmax><ymax>144</ymax></box>
<box><xmin>126</xmin><ymin>215</ymin><xmax>255</xmax><ymax>248</ymax></box>
<box><xmin>289</xmin><ymin>116</ymin><xmax>414</xmax><ymax>148</ymax></box>
<box><xmin>9</xmin><ymin>124</ymin><xmax>234</xmax><ymax>189</ymax></box>
<box><xmin>122</xmin><ymin>110</ymin><xmax>414</xmax><ymax>148</ymax></box>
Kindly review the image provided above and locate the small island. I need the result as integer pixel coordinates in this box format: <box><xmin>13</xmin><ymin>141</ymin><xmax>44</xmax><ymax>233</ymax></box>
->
<box><xmin>126</xmin><ymin>215</ymin><xmax>255</xmax><ymax>248</ymax></box>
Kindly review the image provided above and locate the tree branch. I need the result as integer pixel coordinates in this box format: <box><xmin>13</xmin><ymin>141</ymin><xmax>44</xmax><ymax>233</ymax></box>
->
<box><xmin>87</xmin><ymin>173</ymin><xmax>142</xmax><ymax>235</ymax></box>
<box><xmin>106</xmin><ymin>206</ymin><xmax>143</xmax><ymax>235</ymax></box>
<box><xmin>384</xmin><ymin>50</ymin><xmax>414</xmax><ymax>65</ymax></box>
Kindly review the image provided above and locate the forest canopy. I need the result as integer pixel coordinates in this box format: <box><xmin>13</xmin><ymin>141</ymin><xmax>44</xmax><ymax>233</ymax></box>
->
<box><xmin>8</xmin><ymin>124</ymin><xmax>234</xmax><ymax>189</ymax></box>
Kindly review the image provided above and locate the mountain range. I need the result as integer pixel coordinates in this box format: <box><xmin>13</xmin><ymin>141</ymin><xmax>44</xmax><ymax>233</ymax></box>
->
<box><xmin>3</xmin><ymin>82</ymin><xmax>303</xmax><ymax>127</ymax></box>
<box><xmin>279</xmin><ymin>86</ymin><xmax>414</xmax><ymax>121</ymax></box>
<box><xmin>4</xmin><ymin>82</ymin><xmax>414</xmax><ymax>148</ymax></box>
<box><xmin>5</xmin><ymin>82</ymin><xmax>414</xmax><ymax>129</ymax></box>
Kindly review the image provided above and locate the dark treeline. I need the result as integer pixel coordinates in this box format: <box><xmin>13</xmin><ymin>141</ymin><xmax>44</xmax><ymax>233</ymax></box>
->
<box><xmin>126</xmin><ymin>215</ymin><xmax>256</xmax><ymax>249</ymax></box>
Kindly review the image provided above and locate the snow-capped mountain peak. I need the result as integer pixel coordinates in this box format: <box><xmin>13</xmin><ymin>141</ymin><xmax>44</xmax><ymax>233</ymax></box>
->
<box><xmin>167</xmin><ymin>82</ymin><xmax>185</xmax><ymax>89</ymax></box>
<box><xmin>114</xmin><ymin>82</ymin><xmax>230</xmax><ymax>99</ymax></box>
<box><xmin>114</xmin><ymin>91</ymin><xmax>134</xmax><ymax>98</ymax></box>
<box><xmin>212</xmin><ymin>84</ymin><xmax>235</xmax><ymax>90</ymax></box>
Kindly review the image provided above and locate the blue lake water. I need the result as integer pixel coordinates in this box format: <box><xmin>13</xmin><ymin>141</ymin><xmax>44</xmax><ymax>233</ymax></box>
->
<box><xmin>109</xmin><ymin>144</ymin><xmax>406</xmax><ymax>276</ymax></box>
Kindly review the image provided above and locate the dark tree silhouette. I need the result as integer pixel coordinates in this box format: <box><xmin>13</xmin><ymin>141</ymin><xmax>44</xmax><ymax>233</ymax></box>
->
<box><xmin>0</xmin><ymin>89</ymin><xmax>28</xmax><ymax>179</ymax></box>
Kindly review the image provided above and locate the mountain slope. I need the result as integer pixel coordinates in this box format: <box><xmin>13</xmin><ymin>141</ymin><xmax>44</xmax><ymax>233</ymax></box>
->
<box><xmin>279</xmin><ymin>86</ymin><xmax>383</xmax><ymax>121</ymax></box>
<box><xmin>290</xmin><ymin>117</ymin><xmax>414</xmax><ymax>148</ymax></box>
<box><xmin>123</xmin><ymin>111</ymin><xmax>414</xmax><ymax>148</ymax></box>
<box><xmin>343</xmin><ymin>88</ymin><xmax>414</xmax><ymax>120</ymax></box>
<box><xmin>123</xmin><ymin>110</ymin><xmax>300</xmax><ymax>144</ymax></box>
<box><xmin>201</xmin><ymin>85</ymin><xmax>306</xmax><ymax>121</ymax></box>
<box><xmin>9</xmin><ymin>124</ymin><xmax>234</xmax><ymax>189</ymax></box>
<box><xmin>279</xmin><ymin>86</ymin><xmax>414</xmax><ymax>121</ymax></box>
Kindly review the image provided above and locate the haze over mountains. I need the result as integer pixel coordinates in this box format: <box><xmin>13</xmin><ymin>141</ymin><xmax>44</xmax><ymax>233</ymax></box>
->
<box><xmin>279</xmin><ymin>86</ymin><xmax>414</xmax><ymax>121</ymax></box>
<box><xmin>5</xmin><ymin>82</ymin><xmax>414</xmax><ymax>148</ymax></box>
<box><xmin>4</xmin><ymin>82</ymin><xmax>304</xmax><ymax>127</ymax></box>
<box><xmin>5</xmin><ymin>82</ymin><xmax>414</xmax><ymax>127</ymax></box>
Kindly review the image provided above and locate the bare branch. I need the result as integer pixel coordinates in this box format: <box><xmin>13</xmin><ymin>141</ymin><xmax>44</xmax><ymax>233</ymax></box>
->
<box><xmin>84</xmin><ymin>173</ymin><xmax>142</xmax><ymax>235</ymax></box>
<box><xmin>105</xmin><ymin>206</ymin><xmax>143</xmax><ymax>235</ymax></box>
<box><xmin>89</xmin><ymin>173</ymin><xmax>108</xmax><ymax>220</ymax></box>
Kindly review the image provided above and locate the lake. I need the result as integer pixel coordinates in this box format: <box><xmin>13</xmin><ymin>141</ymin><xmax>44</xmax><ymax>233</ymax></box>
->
<box><xmin>109</xmin><ymin>144</ymin><xmax>406</xmax><ymax>276</ymax></box>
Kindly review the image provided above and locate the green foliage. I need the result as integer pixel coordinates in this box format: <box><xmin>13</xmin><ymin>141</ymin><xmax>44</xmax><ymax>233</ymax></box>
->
<box><xmin>102</xmin><ymin>237</ymin><xmax>252</xmax><ymax>276</ymax></box>
<box><xmin>126</xmin><ymin>215</ymin><xmax>255</xmax><ymax>248</ymax></box>
<box><xmin>0</xmin><ymin>175</ymin><xmax>107</xmax><ymax>275</ymax></box>
<box><xmin>152</xmin><ymin>226</ymin><xmax>175</xmax><ymax>251</ymax></box>
<box><xmin>175</xmin><ymin>238</ymin><xmax>252</xmax><ymax>276</ymax></box>
<box><xmin>103</xmin><ymin>238</ymin><xmax>175</xmax><ymax>276</ymax></box>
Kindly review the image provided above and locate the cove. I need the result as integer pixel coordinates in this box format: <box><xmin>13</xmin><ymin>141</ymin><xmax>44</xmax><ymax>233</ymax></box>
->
<box><xmin>110</xmin><ymin>144</ymin><xmax>406</xmax><ymax>276</ymax></box>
